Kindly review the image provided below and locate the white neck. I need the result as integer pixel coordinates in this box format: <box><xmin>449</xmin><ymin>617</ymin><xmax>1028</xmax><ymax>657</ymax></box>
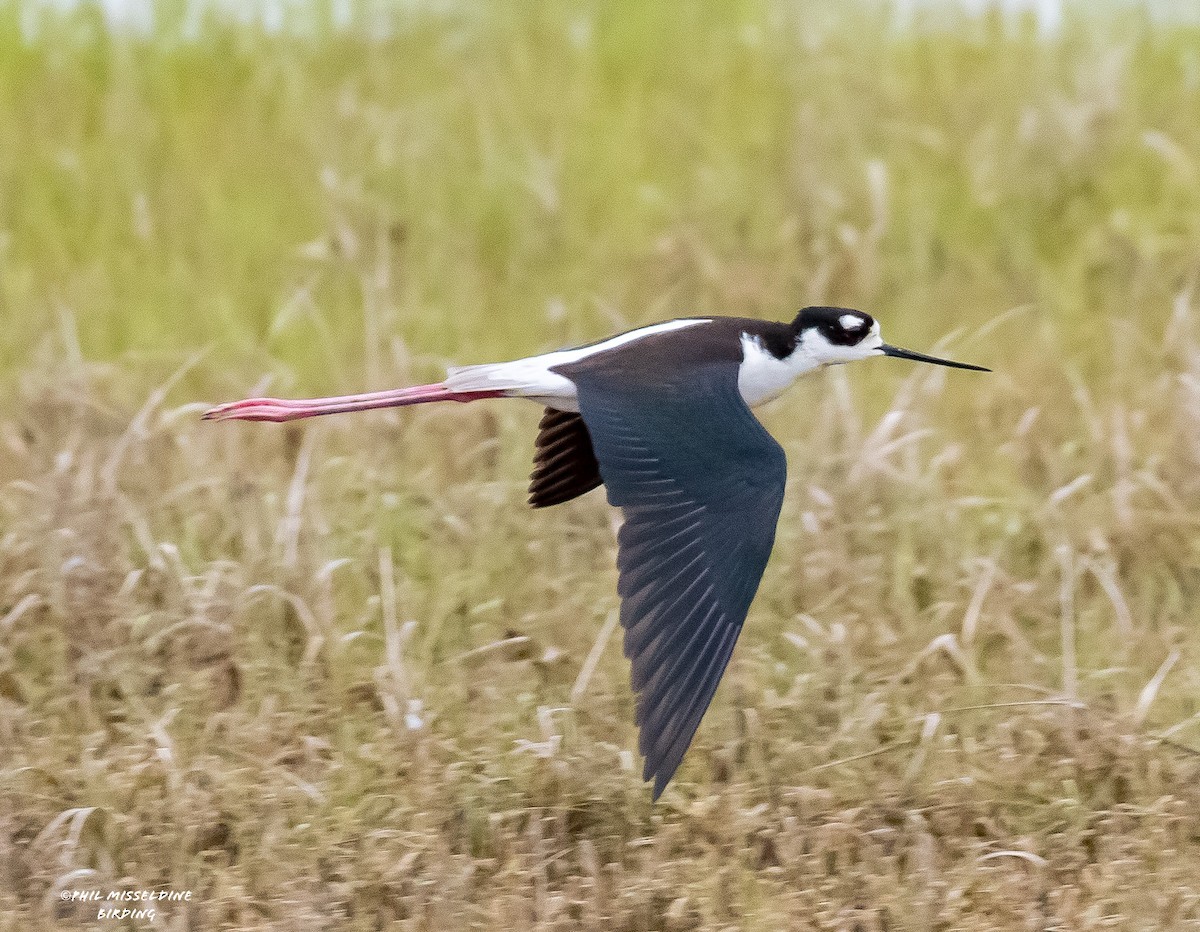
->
<box><xmin>736</xmin><ymin>334</ymin><xmax>823</xmax><ymax>406</ymax></box>
<box><xmin>736</xmin><ymin>322</ymin><xmax>882</xmax><ymax>406</ymax></box>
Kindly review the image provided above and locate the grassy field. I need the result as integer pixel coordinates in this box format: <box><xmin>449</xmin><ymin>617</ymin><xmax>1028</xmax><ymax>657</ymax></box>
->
<box><xmin>4</xmin><ymin>1</ymin><xmax>1200</xmax><ymax>928</ymax></box>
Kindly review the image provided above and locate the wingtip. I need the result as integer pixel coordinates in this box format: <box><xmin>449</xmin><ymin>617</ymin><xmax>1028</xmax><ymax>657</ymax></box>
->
<box><xmin>642</xmin><ymin>758</ymin><xmax>667</xmax><ymax>802</ymax></box>
<box><xmin>643</xmin><ymin>755</ymin><xmax>678</xmax><ymax>801</ymax></box>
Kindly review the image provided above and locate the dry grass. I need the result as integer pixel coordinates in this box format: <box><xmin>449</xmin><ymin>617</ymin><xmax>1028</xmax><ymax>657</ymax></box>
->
<box><xmin>3</xmin><ymin>2</ymin><xmax>1200</xmax><ymax>929</ymax></box>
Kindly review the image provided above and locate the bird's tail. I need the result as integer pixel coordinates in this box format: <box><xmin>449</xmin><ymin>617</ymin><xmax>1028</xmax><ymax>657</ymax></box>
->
<box><xmin>202</xmin><ymin>382</ymin><xmax>504</xmax><ymax>423</ymax></box>
<box><xmin>444</xmin><ymin>362</ymin><xmax>540</xmax><ymax>393</ymax></box>
<box><xmin>444</xmin><ymin>359</ymin><xmax>574</xmax><ymax>400</ymax></box>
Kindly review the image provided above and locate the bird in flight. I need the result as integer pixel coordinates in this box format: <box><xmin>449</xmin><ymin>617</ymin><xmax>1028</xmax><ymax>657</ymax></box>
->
<box><xmin>205</xmin><ymin>306</ymin><xmax>988</xmax><ymax>799</ymax></box>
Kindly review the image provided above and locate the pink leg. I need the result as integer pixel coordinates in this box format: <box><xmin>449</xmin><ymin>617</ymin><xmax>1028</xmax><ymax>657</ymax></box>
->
<box><xmin>202</xmin><ymin>383</ymin><xmax>505</xmax><ymax>423</ymax></box>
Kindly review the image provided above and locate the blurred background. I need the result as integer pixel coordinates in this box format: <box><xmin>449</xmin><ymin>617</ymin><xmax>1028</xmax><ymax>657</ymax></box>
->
<box><xmin>3</xmin><ymin>0</ymin><xmax>1200</xmax><ymax>928</ymax></box>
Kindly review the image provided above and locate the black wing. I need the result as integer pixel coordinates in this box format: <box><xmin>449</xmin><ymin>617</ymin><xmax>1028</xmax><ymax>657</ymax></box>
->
<box><xmin>529</xmin><ymin>408</ymin><xmax>603</xmax><ymax>508</ymax></box>
<box><xmin>569</xmin><ymin>360</ymin><xmax>787</xmax><ymax>799</ymax></box>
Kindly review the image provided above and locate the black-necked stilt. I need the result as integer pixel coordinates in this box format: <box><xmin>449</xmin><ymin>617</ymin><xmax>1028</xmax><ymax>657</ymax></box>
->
<box><xmin>206</xmin><ymin>306</ymin><xmax>988</xmax><ymax>799</ymax></box>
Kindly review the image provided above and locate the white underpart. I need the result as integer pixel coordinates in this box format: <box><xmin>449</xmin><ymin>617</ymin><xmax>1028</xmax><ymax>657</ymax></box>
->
<box><xmin>736</xmin><ymin>334</ymin><xmax>817</xmax><ymax>406</ymax></box>
<box><xmin>737</xmin><ymin>320</ymin><xmax>884</xmax><ymax>407</ymax></box>
<box><xmin>444</xmin><ymin>318</ymin><xmax>709</xmax><ymax>412</ymax></box>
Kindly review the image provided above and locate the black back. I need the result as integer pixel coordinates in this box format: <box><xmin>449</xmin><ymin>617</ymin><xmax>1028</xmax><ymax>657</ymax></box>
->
<box><xmin>565</xmin><ymin>317</ymin><xmax>799</xmax><ymax>374</ymax></box>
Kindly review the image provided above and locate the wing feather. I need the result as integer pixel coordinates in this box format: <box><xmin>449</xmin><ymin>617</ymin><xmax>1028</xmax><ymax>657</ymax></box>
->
<box><xmin>567</xmin><ymin>359</ymin><xmax>787</xmax><ymax>798</ymax></box>
<box><xmin>528</xmin><ymin>408</ymin><xmax>603</xmax><ymax>508</ymax></box>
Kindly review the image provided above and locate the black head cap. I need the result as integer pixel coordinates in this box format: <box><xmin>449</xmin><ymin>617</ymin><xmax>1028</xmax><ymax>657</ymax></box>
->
<box><xmin>793</xmin><ymin>306</ymin><xmax>875</xmax><ymax>347</ymax></box>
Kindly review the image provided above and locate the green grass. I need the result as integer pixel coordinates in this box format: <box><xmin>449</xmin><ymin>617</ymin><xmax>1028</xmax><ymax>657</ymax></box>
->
<box><xmin>4</xmin><ymin>1</ymin><xmax>1200</xmax><ymax>928</ymax></box>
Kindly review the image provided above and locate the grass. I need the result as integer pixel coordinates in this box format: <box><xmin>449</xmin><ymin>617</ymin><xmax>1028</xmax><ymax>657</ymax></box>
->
<box><xmin>3</xmin><ymin>0</ymin><xmax>1200</xmax><ymax>927</ymax></box>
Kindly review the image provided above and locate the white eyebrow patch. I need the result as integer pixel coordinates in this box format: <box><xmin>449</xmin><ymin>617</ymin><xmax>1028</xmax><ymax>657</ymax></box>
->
<box><xmin>840</xmin><ymin>314</ymin><xmax>866</xmax><ymax>330</ymax></box>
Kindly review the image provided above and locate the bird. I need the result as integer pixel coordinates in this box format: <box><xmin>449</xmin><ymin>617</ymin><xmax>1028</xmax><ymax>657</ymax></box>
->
<box><xmin>205</xmin><ymin>305</ymin><xmax>988</xmax><ymax>799</ymax></box>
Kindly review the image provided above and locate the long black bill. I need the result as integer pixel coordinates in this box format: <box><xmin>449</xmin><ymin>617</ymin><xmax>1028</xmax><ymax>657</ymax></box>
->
<box><xmin>880</xmin><ymin>344</ymin><xmax>990</xmax><ymax>372</ymax></box>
